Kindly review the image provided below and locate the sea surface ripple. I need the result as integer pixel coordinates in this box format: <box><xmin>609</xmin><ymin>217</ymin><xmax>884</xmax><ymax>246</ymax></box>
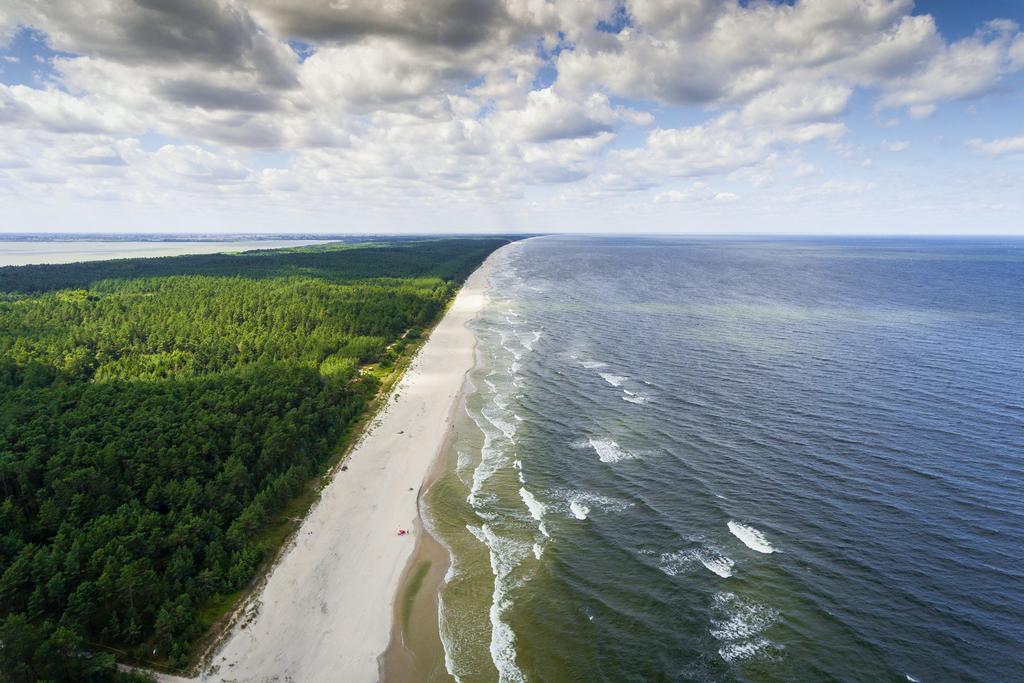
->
<box><xmin>429</xmin><ymin>236</ymin><xmax>1024</xmax><ymax>682</ymax></box>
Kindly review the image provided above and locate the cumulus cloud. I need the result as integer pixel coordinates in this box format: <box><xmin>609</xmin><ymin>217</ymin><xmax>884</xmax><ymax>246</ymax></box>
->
<box><xmin>251</xmin><ymin>0</ymin><xmax>509</xmax><ymax>49</ymax></box>
<box><xmin>877</xmin><ymin>20</ymin><xmax>1024</xmax><ymax>115</ymax></box>
<box><xmin>741</xmin><ymin>82</ymin><xmax>853</xmax><ymax>125</ymax></box>
<box><xmin>0</xmin><ymin>83</ymin><xmax>140</xmax><ymax>134</ymax></box>
<box><xmin>0</xmin><ymin>0</ymin><xmax>1021</xmax><ymax>229</ymax></box>
<box><xmin>492</xmin><ymin>89</ymin><xmax>651</xmax><ymax>142</ymax></box>
<box><xmin>16</xmin><ymin>0</ymin><xmax>298</xmax><ymax>86</ymax></box>
<box><xmin>558</xmin><ymin>0</ymin><xmax>932</xmax><ymax>106</ymax></box>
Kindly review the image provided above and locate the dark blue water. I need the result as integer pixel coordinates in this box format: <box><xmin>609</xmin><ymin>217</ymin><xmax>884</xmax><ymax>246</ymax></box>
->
<box><xmin>439</xmin><ymin>236</ymin><xmax>1024</xmax><ymax>683</ymax></box>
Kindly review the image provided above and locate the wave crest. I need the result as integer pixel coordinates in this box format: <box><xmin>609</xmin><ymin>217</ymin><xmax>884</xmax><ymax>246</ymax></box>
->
<box><xmin>728</xmin><ymin>521</ymin><xmax>776</xmax><ymax>554</ymax></box>
<box><xmin>587</xmin><ymin>437</ymin><xmax>638</xmax><ymax>463</ymax></box>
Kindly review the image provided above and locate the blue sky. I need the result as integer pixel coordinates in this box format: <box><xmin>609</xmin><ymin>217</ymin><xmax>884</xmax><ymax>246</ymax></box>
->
<box><xmin>1</xmin><ymin>1</ymin><xmax>1022</xmax><ymax>234</ymax></box>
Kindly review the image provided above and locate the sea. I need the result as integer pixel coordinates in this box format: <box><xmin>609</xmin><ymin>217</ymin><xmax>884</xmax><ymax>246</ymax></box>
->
<box><xmin>425</xmin><ymin>236</ymin><xmax>1024</xmax><ymax>682</ymax></box>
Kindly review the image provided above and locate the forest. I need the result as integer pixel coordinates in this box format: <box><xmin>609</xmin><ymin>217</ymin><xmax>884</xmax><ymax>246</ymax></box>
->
<box><xmin>0</xmin><ymin>237</ymin><xmax>508</xmax><ymax>681</ymax></box>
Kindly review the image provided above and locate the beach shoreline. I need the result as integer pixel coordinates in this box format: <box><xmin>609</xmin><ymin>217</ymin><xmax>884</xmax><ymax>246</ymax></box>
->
<box><xmin>157</xmin><ymin>247</ymin><xmax>501</xmax><ymax>682</ymax></box>
<box><xmin>379</xmin><ymin>377</ymin><xmax>475</xmax><ymax>682</ymax></box>
<box><xmin>378</xmin><ymin>410</ymin><xmax>463</xmax><ymax>682</ymax></box>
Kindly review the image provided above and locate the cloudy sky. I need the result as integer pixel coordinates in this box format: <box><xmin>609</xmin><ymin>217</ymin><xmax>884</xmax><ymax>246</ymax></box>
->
<box><xmin>1</xmin><ymin>0</ymin><xmax>1022</xmax><ymax>234</ymax></box>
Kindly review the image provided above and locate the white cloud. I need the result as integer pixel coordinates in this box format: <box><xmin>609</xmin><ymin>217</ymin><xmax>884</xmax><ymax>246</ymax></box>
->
<box><xmin>491</xmin><ymin>89</ymin><xmax>651</xmax><ymax>142</ymax></box>
<box><xmin>0</xmin><ymin>83</ymin><xmax>141</xmax><ymax>134</ymax></box>
<box><xmin>154</xmin><ymin>145</ymin><xmax>251</xmax><ymax>184</ymax></box>
<box><xmin>653</xmin><ymin>180</ymin><xmax>736</xmax><ymax>204</ymax></box>
<box><xmin>881</xmin><ymin>139</ymin><xmax>910</xmax><ymax>152</ymax></box>
<box><xmin>878</xmin><ymin>20</ymin><xmax>1024</xmax><ymax>114</ymax></box>
<box><xmin>0</xmin><ymin>0</ymin><xmax>1021</xmax><ymax>232</ymax></box>
<box><xmin>742</xmin><ymin>82</ymin><xmax>853</xmax><ymax>125</ymax></box>
<box><xmin>968</xmin><ymin>136</ymin><xmax>1024</xmax><ymax>156</ymax></box>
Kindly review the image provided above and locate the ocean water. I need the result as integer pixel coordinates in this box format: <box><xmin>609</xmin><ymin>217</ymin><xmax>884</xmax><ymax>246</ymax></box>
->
<box><xmin>427</xmin><ymin>236</ymin><xmax>1024</xmax><ymax>682</ymax></box>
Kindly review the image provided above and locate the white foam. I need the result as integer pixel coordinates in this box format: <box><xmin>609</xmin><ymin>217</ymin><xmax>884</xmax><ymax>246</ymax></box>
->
<box><xmin>718</xmin><ymin>637</ymin><xmax>773</xmax><ymax>662</ymax></box>
<box><xmin>569</xmin><ymin>500</ymin><xmax>590</xmax><ymax>520</ymax></box>
<box><xmin>437</xmin><ymin>537</ymin><xmax>465</xmax><ymax>681</ymax></box>
<box><xmin>519</xmin><ymin>487</ymin><xmax>550</xmax><ymax>538</ymax></box>
<box><xmin>658</xmin><ymin>550</ymin><xmax>692</xmax><ymax>577</ymax></box>
<box><xmin>468</xmin><ymin>428</ymin><xmax>500</xmax><ymax>508</ymax></box>
<box><xmin>581</xmin><ymin>360</ymin><xmax>607</xmax><ymax>369</ymax></box>
<box><xmin>658</xmin><ymin>544</ymin><xmax>735</xmax><ymax>579</ymax></box>
<box><xmin>598</xmin><ymin>372</ymin><xmax>628</xmax><ymax>387</ymax></box>
<box><xmin>468</xmin><ymin>403</ymin><xmax>517</xmax><ymax>507</ymax></box>
<box><xmin>513</xmin><ymin>458</ymin><xmax>525</xmax><ymax>484</ymax></box>
<box><xmin>587</xmin><ymin>437</ymin><xmax>638</xmax><ymax>463</ymax></box>
<box><xmin>483</xmin><ymin>406</ymin><xmax>517</xmax><ymax>442</ymax></box>
<box><xmin>698</xmin><ymin>552</ymin><xmax>735</xmax><ymax>578</ymax></box>
<box><xmin>552</xmin><ymin>488</ymin><xmax>633</xmax><ymax>517</ymax></box>
<box><xmin>456</xmin><ymin>448</ymin><xmax>473</xmax><ymax>485</ymax></box>
<box><xmin>479</xmin><ymin>524</ymin><xmax>528</xmax><ymax>683</ymax></box>
<box><xmin>519</xmin><ymin>330</ymin><xmax>541</xmax><ymax>351</ymax></box>
<box><xmin>728</xmin><ymin>521</ymin><xmax>776</xmax><ymax>554</ymax></box>
<box><xmin>532</xmin><ymin>543</ymin><xmax>544</xmax><ymax>560</ymax></box>
<box><xmin>466</xmin><ymin>524</ymin><xmax>487</xmax><ymax>545</ymax></box>
<box><xmin>710</xmin><ymin>591</ymin><xmax>780</xmax><ymax>663</ymax></box>
<box><xmin>622</xmin><ymin>390</ymin><xmax>650</xmax><ymax>405</ymax></box>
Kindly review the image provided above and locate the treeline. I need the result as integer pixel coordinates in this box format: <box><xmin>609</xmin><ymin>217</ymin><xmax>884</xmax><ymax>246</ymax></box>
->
<box><xmin>0</xmin><ymin>238</ymin><xmax>500</xmax><ymax>293</ymax></box>
<box><xmin>0</xmin><ymin>238</ymin><xmax>508</xmax><ymax>681</ymax></box>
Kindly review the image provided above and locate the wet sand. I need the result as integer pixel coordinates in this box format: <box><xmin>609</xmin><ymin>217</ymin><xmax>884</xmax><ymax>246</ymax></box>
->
<box><xmin>379</xmin><ymin>402</ymin><xmax>468</xmax><ymax>682</ymax></box>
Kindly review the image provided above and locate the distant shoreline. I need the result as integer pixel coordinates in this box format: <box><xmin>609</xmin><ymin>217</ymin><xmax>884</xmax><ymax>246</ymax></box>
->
<box><xmin>0</xmin><ymin>239</ymin><xmax>334</xmax><ymax>267</ymax></box>
<box><xmin>0</xmin><ymin>233</ymin><xmax>394</xmax><ymax>242</ymax></box>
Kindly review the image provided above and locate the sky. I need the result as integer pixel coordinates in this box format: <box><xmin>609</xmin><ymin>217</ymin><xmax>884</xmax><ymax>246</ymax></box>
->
<box><xmin>0</xmin><ymin>0</ymin><xmax>1022</xmax><ymax>235</ymax></box>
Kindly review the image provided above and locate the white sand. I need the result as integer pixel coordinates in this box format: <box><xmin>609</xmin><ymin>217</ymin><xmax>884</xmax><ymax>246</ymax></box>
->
<box><xmin>163</xmin><ymin>249</ymin><xmax>499</xmax><ymax>683</ymax></box>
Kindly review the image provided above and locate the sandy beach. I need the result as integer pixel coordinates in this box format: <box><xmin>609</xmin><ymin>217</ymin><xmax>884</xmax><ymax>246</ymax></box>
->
<box><xmin>163</xmin><ymin>249</ymin><xmax>498</xmax><ymax>682</ymax></box>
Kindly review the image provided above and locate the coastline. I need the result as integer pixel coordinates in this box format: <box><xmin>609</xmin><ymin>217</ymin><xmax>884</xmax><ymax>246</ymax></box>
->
<box><xmin>378</xmin><ymin>406</ymin><xmax>464</xmax><ymax>682</ymax></box>
<box><xmin>160</xmin><ymin>248</ymin><xmax>501</xmax><ymax>682</ymax></box>
<box><xmin>382</xmin><ymin>237</ymin><xmax>528</xmax><ymax>682</ymax></box>
<box><xmin>379</xmin><ymin>384</ymin><xmax>474</xmax><ymax>682</ymax></box>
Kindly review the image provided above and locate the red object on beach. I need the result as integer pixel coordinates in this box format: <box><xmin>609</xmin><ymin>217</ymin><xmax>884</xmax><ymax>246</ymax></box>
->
<box><xmin>397</xmin><ymin>529</ymin><xmax>408</xmax><ymax>536</ymax></box>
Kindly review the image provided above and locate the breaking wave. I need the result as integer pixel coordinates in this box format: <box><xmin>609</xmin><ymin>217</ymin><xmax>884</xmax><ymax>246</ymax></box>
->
<box><xmin>519</xmin><ymin>487</ymin><xmax>549</xmax><ymax>537</ymax></box>
<box><xmin>658</xmin><ymin>546</ymin><xmax>735</xmax><ymax>579</ymax></box>
<box><xmin>587</xmin><ymin>437</ymin><xmax>639</xmax><ymax>463</ymax></box>
<box><xmin>569</xmin><ymin>500</ymin><xmax>590</xmax><ymax>520</ymax></box>
<box><xmin>710</xmin><ymin>591</ymin><xmax>781</xmax><ymax>663</ymax></box>
<box><xmin>728</xmin><ymin>521</ymin><xmax>776</xmax><ymax>554</ymax></box>
<box><xmin>599</xmin><ymin>372</ymin><xmax>628</xmax><ymax>387</ymax></box>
